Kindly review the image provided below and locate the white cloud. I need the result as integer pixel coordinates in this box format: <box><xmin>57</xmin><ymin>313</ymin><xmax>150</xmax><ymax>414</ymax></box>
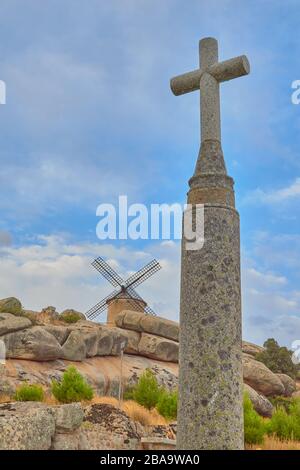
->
<box><xmin>243</xmin><ymin>178</ymin><xmax>300</xmax><ymax>205</ymax></box>
<box><xmin>0</xmin><ymin>234</ymin><xmax>180</xmax><ymax>322</ymax></box>
<box><xmin>244</xmin><ymin>267</ymin><xmax>287</xmax><ymax>288</ymax></box>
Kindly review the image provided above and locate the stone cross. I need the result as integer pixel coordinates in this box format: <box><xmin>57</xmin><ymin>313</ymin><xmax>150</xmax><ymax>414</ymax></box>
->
<box><xmin>170</xmin><ymin>37</ymin><xmax>249</xmax><ymax>143</ymax></box>
<box><xmin>170</xmin><ymin>38</ymin><xmax>250</xmax><ymax>450</ymax></box>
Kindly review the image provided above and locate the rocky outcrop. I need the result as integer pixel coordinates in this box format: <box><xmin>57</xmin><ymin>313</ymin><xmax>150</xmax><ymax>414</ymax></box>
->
<box><xmin>62</xmin><ymin>330</ymin><xmax>87</xmax><ymax>361</ymax></box>
<box><xmin>0</xmin><ymin>401</ymin><xmax>166</xmax><ymax>450</ymax></box>
<box><xmin>81</xmin><ymin>403</ymin><xmax>141</xmax><ymax>450</ymax></box>
<box><xmin>116</xmin><ymin>311</ymin><xmax>179</xmax><ymax>341</ymax></box>
<box><xmin>54</xmin><ymin>403</ymin><xmax>84</xmax><ymax>433</ymax></box>
<box><xmin>3</xmin><ymin>326</ymin><xmax>63</xmax><ymax>361</ymax></box>
<box><xmin>39</xmin><ymin>306</ymin><xmax>59</xmax><ymax>324</ymax></box>
<box><xmin>0</xmin><ymin>312</ymin><xmax>31</xmax><ymax>335</ymax></box>
<box><xmin>276</xmin><ymin>373</ymin><xmax>297</xmax><ymax>397</ymax></box>
<box><xmin>243</xmin><ymin>354</ymin><xmax>285</xmax><ymax>397</ymax></box>
<box><xmin>43</xmin><ymin>325</ymin><xmax>70</xmax><ymax>345</ymax></box>
<box><xmin>0</xmin><ymin>297</ymin><xmax>22</xmax><ymax>315</ymax></box>
<box><xmin>244</xmin><ymin>383</ymin><xmax>273</xmax><ymax>417</ymax></box>
<box><xmin>2</xmin><ymin>354</ymin><xmax>178</xmax><ymax>397</ymax></box>
<box><xmin>0</xmin><ymin>298</ymin><xmax>295</xmax><ymax>418</ymax></box>
<box><xmin>138</xmin><ymin>333</ymin><xmax>178</xmax><ymax>362</ymax></box>
<box><xmin>242</xmin><ymin>341</ymin><xmax>264</xmax><ymax>357</ymax></box>
<box><xmin>0</xmin><ymin>309</ymin><xmax>180</xmax><ymax>363</ymax></box>
<box><xmin>0</xmin><ymin>402</ymin><xmax>56</xmax><ymax>450</ymax></box>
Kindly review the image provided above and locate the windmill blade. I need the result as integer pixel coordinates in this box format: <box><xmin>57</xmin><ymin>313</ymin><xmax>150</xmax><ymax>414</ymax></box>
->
<box><xmin>86</xmin><ymin>289</ymin><xmax>119</xmax><ymax>320</ymax></box>
<box><xmin>125</xmin><ymin>259</ymin><xmax>161</xmax><ymax>289</ymax></box>
<box><xmin>126</xmin><ymin>287</ymin><xmax>157</xmax><ymax>316</ymax></box>
<box><xmin>92</xmin><ymin>257</ymin><xmax>124</xmax><ymax>287</ymax></box>
<box><xmin>145</xmin><ymin>305</ymin><xmax>157</xmax><ymax>316</ymax></box>
<box><xmin>126</xmin><ymin>297</ymin><xmax>157</xmax><ymax>316</ymax></box>
<box><xmin>126</xmin><ymin>286</ymin><xmax>144</xmax><ymax>301</ymax></box>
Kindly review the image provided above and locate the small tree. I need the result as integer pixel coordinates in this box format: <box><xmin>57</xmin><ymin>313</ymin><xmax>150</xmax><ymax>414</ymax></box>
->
<box><xmin>132</xmin><ymin>369</ymin><xmax>162</xmax><ymax>410</ymax></box>
<box><xmin>256</xmin><ymin>338</ymin><xmax>298</xmax><ymax>379</ymax></box>
<box><xmin>244</xmin><ymin>392</ymin><xmax>266</xmax><ymax>445</ymax></box>
<box><xmin>52</xmin><ymin>366</ymin><xmax>93</xmax><ymax>403</ymax></box>
<box><xmin>156</xmin><ymin>389</ymin><xmax>178</xmax><ymax>420</ymax></box>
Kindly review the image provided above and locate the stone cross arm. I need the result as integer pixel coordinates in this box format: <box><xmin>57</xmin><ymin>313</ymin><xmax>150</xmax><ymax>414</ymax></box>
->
<box><xmin>170</xmin><ymin>54</ymin><xmax>250</xmax><ymax>96</ymax></box>
<box><xmin>170</xmin><ymin>38</ymin><xmax>250</xmax><ymax>143</ymax></box>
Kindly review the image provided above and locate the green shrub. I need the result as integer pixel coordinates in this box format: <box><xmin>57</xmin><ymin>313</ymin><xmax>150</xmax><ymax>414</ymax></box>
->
<box><xmin>266</xmin><ymin>406</ymin><xmax>300</xmax><ymax>441</ymax></box>
<box><xmin>123</xmin><ymin>386</ymin><xmax>135</xmax><ymax>401</ymax></box>
<box><xmin>51</xmin><ymin>366</ymin><xmax>94</xmax><ymax>403</ymax></box>
<box><xmin>131</xmin><ymin>369</ymin><xmax>162</xmax><ymax>410</ymax></box>
<box><xmin>256</xmin><ymin>338</ymin><xmax>298</xmax><ymax>379</ymax></box>
<box><xmin>156</xmin><ymin>389</ymin><xmax>178</xmax><ymax>420</ymax></box>
<box><xmin>270</xmin><ymin>396</ymin><xmax>294</xmax><ymax>413</ymax></box>
<box><xmin>14</xmin><ymin>383</ymin><xmax>44</xmax><ymax>402</ymax></box>
<box><xmin>244</xmin><ymin>393</ymin><xmax>266</xmax><ymax>445</ymax></box>
<box><xmin>60</xmin><ymin>312</ymin><xmax>82</xmax><ymax>324</ymax></box>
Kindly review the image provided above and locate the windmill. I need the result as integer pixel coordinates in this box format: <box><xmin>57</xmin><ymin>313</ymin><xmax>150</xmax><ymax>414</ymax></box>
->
<box><xmin>86</xmin><ymin>257</ymin><xmax>161</xmax><ymax>324</ymax></box>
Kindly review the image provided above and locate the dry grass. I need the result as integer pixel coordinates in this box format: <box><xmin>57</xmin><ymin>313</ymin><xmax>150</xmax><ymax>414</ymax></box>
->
<box><xmin>90</xmin><ymin>395</ymin><xmax>167</xmax><ymax>426</ymax></box>
<box><xmin>42</xmin><ymin>395</ymin><xmax>59</xmax><ymax>405</ymax></box>
<box><xmin>122</xmin><ymin>400</ymin><xmax>167</xmax><ymax>426</ymax></box>
<box><xmin>90</xmin><ymin>395</ymin><xmax>119</xmax><ymax>407</ymax></box>
<box><xmin>0</xmin><ymin>394</ymin><xmax>11</xmax><ymax>404</ymax></box>
<box><xmin>247</xmin><ymin>435</ymin><xmax>300</xmax><ymax>450</ymax></box>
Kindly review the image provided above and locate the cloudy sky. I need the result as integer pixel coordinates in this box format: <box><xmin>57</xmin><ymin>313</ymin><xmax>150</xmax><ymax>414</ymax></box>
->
<box><xmin>0</xmin><ymin>0</ymin><xmax>300</xmax><ymax>346</ymax></box>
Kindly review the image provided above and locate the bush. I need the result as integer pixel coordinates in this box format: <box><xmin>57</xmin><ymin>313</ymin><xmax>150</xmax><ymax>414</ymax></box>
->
<box><xmin>123</xmin><ymin>386</ymin><xmax>135</xmax><ymax>401</ymax></box>
<box><xmin>266</xmin><ymin>407</ymin><xmax>300</xmax><ymax>441</ymax></box>
<box><xmin>60</xmin><ymin>312</ymin><xmax>82</xmax><ymax>324</ymax></box>
<box><xmin>266</xmin><ymin>398</ymin><xmax>300</xmax><ymax>441</ymax></box>
<box><xmin>156</xmin><ymin>389</ymin><xmax>178</xmax><ymax>420</ymax></box>
<box><xmin>256</xmin><ymin>338</ymin><xmax>298</xmax><ymax>379</ymax></box>
<box><xmin>131</xmin><ymin>369</ymin><xmax>162</xmax><ymax>410</ymax></box>
<box><xmin>14</xmin><ymin>383</ymin><xmax>44</xmax><ymax>402</ymax></box>
<box><xmin>244</xmin><ymin>392</ymin><xmax>266</xmax><ymax>445</ymax></box>
<box><xmin>270</xmin><ymin>396</ymin><xmax>294</xmax><ymax>413</ymax></box>
<box><xmin>51</xmin><ymin>366</ymin><xmax>94</xmax><ymax>403</ymax></box>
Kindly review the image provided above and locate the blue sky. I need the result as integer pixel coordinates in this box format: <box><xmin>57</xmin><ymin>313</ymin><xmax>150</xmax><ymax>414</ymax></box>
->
<box><xmin>0</xmin><ymin>0</ymin><xmax>300</xmax><ymax>346</ymax></box>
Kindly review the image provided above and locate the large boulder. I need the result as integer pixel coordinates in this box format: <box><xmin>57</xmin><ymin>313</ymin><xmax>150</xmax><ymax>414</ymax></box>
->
<box><xmin>115</xmin><ymin>311</ymin><xmax>144</xmax><ymax>332</ymax></box>
<box><xmin>54</xmin><ymin>403</ymin><xmax>84</xmax><ymax>433</ymax></box>
<box><xmin>276</xmin><ymin>373</ymin><xmax>297</xmax><ymax>397</ymax></box>
<box><xmin>116</xmin><ymin>311</ymin><xmax>179</xmax><ymax>342</ymax></box>
<box><xmin>3</xmin><ymin>326</ymin><xmax>63</xmax><ymax>361</ymax></box>
<box><xmin>83</xmin><ymin>330</ymin><xmax>99</xmax><ymax>357</ymax></box>
<box><xmin>97</xmin><ymin>329</ymin><xmax>114</xmax><ymax>356</ymax></box>
<box><xmin>244</xmin><ymin>383</ymin><xmax>273</xmax><ymax>417</ymax></box>
<box><xmin>61</xmin><ymin>330</ymin><xmax>87</xmax><ymax>361</ymax></box>
<box><xmin>243</xmin><ymin>354</ymin><xmax>285</xmax><ymax>397</ymax></box>
<box><xmin>138</xmin><ymin>333</ymin><xmax>178</xmax><ymax>362</ymax></box>
<box><xmin>0</xmin><ymin>297</ymin><xmax>22</xmax><ymax>315</ymax></box>
<box><xmin>114</xmin><ymin>328</ymin><xmax>141</xmax><ymax>355</ymax></box>
<box><xmin>242</xmin><ymin>341</ymin><xmax>264</xmax><ymax>357</ymax></box>
<box><xmin>0</xmin><ymin>312</ymin><xmax>31</xmax><ymax>336</ymax></box>
<box><xmin>140</xmin><ymin>315</ymin><xmax>179</xmax><ymax>342</ymax></box>
<box><xmin>43</xmin><ymin>325</ymin><xmax>70</xmax><ymax>345</ymax></box>
<box><xmin>60</xmin><ymin>325</ymin><xmax>130</xmax><ymax>360</ymax></box>
<box><xmin>0</xmin><ymin>402</ymin><xmax>56</xmax><ymax>450</ymax></box>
